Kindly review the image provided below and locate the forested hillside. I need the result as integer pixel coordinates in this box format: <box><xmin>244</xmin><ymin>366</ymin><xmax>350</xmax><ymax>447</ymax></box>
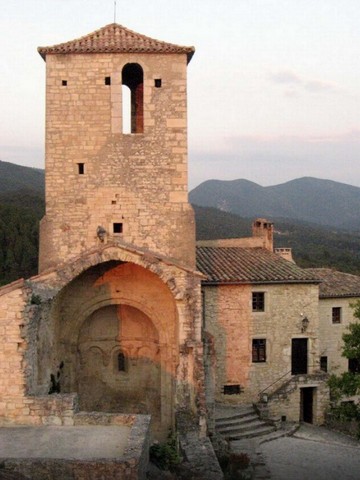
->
<box><xmin>1</xmin><ymin>160</ymin><xmax>360</xmax><ymax>285</ymax></box>
<box><xmin>193</xmin><ymin>205</ymin><xmax>360</xmax><ymax>275</ymax></box>
<box><xmin>0</xmin><ymin>160</ymin><xmax>44</xmax><ymax>286</ymax></box>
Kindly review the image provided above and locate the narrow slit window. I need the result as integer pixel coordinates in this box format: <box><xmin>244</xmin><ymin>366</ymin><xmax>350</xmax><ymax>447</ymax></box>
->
<box><xmin>77</xmin><ymin>163</ymin><xmax>84</xmax><ymax>175</ymax></box>
<box><xmin>154</xmin><ymin>78</ymin><xmax>162</xmax><ymax>88</ymax></box>
<box><xmin>62</xmin><ymin>80</ymin><xmax>67</xmax><ymax>86</ymax></box>
<box><xmin>320</xmin><ymin>356</ymin><xmax>328</xmax><ymax>372</ymax></box>
<box><xmin>105</xmin><ymin>76</ymin><xmax>111</xmax><ymax>85</ymax></box>
<box><xmin>118</xmin><ymin>352</ymin><xmax>126</xmax><ymax>372</ymax></box>
<box><xmin>122</xmin><ymin>63</ymin><xmax>144</xmax><ymax>134</ymax></box>
<box><xmin>113</xmin><ymin>223</ymin><xmax>123</xmax><ymax>234</ymax></box>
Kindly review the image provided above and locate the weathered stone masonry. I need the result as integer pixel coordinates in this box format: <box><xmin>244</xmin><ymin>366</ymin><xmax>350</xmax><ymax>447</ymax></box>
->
<box><xmin>0</xmin><ymin>24</ymin><xmax>206</xmax><ymax>443</ymax></box>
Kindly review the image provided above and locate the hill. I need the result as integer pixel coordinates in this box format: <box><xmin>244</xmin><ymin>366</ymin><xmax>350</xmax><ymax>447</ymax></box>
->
<box><xmin>1</xmin><ymin>159</ymin><xmax>360</xmax><ymax>284</ymax></box>
<box><xmin>193</xmin><ymin>205</ymin><xmax>360</xmax><ymax>275</ymax></box>
<box><xmin>190</xmin><ymin>177</ymin><xmax>360</xmax><ymax>231</ymax></box>
<box><xmin>0</xmin><ymin>161</ymin><xmax>44</xmax><ymax>286</ymax></box>
<box><xmin>0</xmin><ymin>160</ymin><xmax>44</xmax><ymax>194</ymax></box>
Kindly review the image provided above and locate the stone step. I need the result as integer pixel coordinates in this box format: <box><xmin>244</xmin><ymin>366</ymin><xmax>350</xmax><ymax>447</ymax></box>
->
<box><xmin>225</xmin><ymin>424</ymin><xmax>276</xmax><ymax>441</ymax></box>
<box><xmin>215</xmin><ymin>405</ymin><xmax>255</xmax><ymax>422</ymax></box>
<box><xmin>216</xmin><ymin>413</ymin><xmax>259</xmax><ymax>429</ymax></box>
<box><xmin>217</xmin><ymin>419</ymin><xmax>270</xmax><ymax>436</ymax></box>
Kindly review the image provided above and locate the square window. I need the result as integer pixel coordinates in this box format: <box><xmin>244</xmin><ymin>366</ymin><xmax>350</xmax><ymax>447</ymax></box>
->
<box><xmin>320</xmin><ymin>356</ymin><xmax>328</xmax><ymax>372</ymax></box>
<box><xmin>154</xmin><ymin>78</ymin><xmax>162</xmax><ymax>88</ymax></box>
<box><xmin>252</xmin><ymin>292</ymin><xmax>265</xmax><ymax>312</ymax></box>
<box><xmin>62</xmin><ymin>80</ymin><xmax>67</xmax><ymax>86</ymax></box>
<box><xmin>223</xmin><ymin>384</ymin><xmax>241</xmax><ymax>395</ymax></box>
<box><xmin>332</xmin><ymin>307</ymin><xmax>341</xmax><ymax>324</ymax></box>
<box><xmin>252</xmin><ymin>339</ymin><xmax>266</xmax><ymax>363</ymax></box>
<box><xmin>113</xmin><ymin>223</ymin><xmax>123</xmax><ymax>234</ymax></box>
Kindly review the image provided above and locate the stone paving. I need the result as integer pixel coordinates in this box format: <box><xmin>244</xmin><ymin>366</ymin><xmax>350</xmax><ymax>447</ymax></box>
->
<box><xmin>260</xmin><ymin>424</ymin><xmax>360</xmax><ymax>480</ymax></box>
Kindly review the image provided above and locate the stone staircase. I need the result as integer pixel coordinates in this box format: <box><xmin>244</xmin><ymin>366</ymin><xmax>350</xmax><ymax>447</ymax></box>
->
<box><xmin>215</xmin><ymin>404</ymin><xmax>276</xmax><ymax>441</ymax></box>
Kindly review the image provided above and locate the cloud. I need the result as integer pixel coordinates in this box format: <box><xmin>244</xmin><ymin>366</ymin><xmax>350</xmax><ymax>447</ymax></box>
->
<box><xmin>270</xmin><ymin>70</ymin><xmax>302</xmax><ymax>85</ymax></box>
<box><xmin>269</xmin><ymin>69</ymin><xmax>339</xmax><ymax>95</ymax></box>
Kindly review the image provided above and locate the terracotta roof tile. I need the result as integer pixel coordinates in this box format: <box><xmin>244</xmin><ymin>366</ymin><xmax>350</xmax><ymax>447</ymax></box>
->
<box><xmin>306</xmin><ymin>268</ymin><xmax>360</xmax><ymax>298</ymax></box>
<box><xmin>38</xmin><ymin>23</ymin><xmax>195</xmax><ymax>63</ymax></box>
<box><xmin>196</xmin><ymin>246</ymin><xmax>318</xmax><ymax>284</ymax></box>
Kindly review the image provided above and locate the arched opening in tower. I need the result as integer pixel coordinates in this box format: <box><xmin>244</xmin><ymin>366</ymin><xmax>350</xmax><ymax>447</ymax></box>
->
<box><xmin>122</xmin><ymin>63</ymin><xmax>144</xmax><ymax>134</ymax></box>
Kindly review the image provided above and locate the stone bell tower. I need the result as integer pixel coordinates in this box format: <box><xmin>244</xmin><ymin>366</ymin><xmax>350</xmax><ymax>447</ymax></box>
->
<box><xmin>38</xmin><ymin>23</ymin><xmax>196</xmax><ymax>272</ymax></box>
<box><xmin>30</xmin><ymin>24</ymin><xmax>205</xmax><ymax>442</ymax></box>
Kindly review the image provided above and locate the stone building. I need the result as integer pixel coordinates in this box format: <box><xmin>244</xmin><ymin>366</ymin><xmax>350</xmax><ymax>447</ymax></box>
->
<box><xmin>198</xmin><ymin>220</ymin><xmax>329</xmax><ymax>425</ymax></box>
<box><xmin>0</xmin><ymin>23</ymin><xmax>205</xmax><ymax>442</ymax></box>
<box><xmin>307</xmin><ymin>268</ymin><xmax>360</xmax><ymax>375</ymax></box>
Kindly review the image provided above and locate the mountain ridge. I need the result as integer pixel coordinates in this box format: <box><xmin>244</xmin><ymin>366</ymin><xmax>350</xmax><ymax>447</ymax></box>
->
<box><xmin>190</xmin><ymin>177</ymin><xmax>360</xmax><ymax>231</ymax></box>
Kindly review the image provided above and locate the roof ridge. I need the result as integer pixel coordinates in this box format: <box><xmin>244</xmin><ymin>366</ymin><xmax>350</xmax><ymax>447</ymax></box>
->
<box><xmin>38</xmin><ymin>23</ymin><xmax>195</xmax><ymax>62</ymax></box>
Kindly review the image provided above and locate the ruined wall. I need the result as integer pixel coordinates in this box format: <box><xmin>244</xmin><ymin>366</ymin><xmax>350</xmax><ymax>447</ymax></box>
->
<box><xmin>203</xmin><ymin>282</ymin><xmax>320</xmax><ymax>404</ymax></box>
<box><xmin>0</xmin><ymin>247</ymin><xmax>204</xmax><ymax>441</ymax></box>
<box><xmin>318</xmin><ymin>297</ymin><xmax>360</xmax><ymax>374</ymax></box>
<box><xmin>39</xmin><ymin>52</ymin><xmax>195</xmax><ymax>272</ymax></box>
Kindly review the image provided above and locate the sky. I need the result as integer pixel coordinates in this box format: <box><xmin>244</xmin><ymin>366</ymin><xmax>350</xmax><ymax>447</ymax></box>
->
<box><xmin>2</xmin><ymin>0</ymin><xmax>360</xmax><ymax>189</ymax></box>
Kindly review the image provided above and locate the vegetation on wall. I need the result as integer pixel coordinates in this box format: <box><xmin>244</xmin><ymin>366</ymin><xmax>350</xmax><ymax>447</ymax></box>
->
<box><xmin>327</xmin><ymin>301</ymin><xmax>360</xmax><ymax>436</ymax></box>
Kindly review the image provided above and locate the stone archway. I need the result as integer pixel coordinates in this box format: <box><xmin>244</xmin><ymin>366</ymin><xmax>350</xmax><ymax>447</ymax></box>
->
<box><xmin>77</xmin><ymin>304</ymin><xmax>161</xmax><ymax>423</ymax></box>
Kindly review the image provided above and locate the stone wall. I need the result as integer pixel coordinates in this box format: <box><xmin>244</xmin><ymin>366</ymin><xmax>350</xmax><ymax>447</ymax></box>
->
<box><xmin>0</xmin><ymin>245</ymin><xmax>205</xmax><ymax>440</ymax></box>
<box><xmin>263</xmin><ymin>372</ymin><xmax>329</xmax><ymax>424</ymax></box>
<box><xmin>39</xmin><ymin>52</ymin><xmax>195</xmax><ymax>272</ymax></box>
<box><xmin>203</xmin><ymin>282</ymin><xmax>320</xmax><ymax>404</ymax></box>
<box><xmin>318</xmin><ymin>296</ymin><xmax>360</xmax><ymax>374</ymax></box>
<box><xmin>1</xmin><ymin>412</ymin><xmax>151</xmax><ymax>480</ymax></box>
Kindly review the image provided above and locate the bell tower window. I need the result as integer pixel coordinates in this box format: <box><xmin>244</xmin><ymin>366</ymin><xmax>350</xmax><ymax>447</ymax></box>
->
<box><xmin>122</xmin><ymin>63</ymin><xmax>144</xmax><ymax>134</ymax></box>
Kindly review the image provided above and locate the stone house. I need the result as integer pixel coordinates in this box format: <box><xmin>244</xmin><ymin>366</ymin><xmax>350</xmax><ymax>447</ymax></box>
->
<box><xmin>198</xmin><ymin>220</ymin><xmax>329</xmax><ymax>425</ymax></box>
<box><xmin>307</xmin><ymin>268</ymin><xmax>360</xmax><ymax>375</ymax></box>
<box><xmin>0</xmin><ymin>23</ymin><xmax>205</xmax><ymax>442</ymax></box>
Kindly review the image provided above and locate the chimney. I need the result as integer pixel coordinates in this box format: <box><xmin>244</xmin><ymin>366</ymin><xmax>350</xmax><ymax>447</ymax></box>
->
<box><xmin>252</xmin><ymin>218</ymin><xmax>274</xmax><ymax>252</ymax></box>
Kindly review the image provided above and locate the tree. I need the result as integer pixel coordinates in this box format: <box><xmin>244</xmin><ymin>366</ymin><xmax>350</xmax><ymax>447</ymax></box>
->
<box><xmin>328</xmin><ymin>301</ymin><xmax>360</xmax><ymax>429</ymax></box>
<box><xmin>342</xmin><ymin>321</ymin><xmax>360</xmax><ymax>369</ymax></box>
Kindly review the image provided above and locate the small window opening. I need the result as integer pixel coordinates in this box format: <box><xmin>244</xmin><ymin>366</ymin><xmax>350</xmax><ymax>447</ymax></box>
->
<box><xmin>252</xmin><ymin>339</ymin><xmax>266</xmax><ymax>362</ymax></box>
<box><xmin>105</xmin><ymin>76</ymin><xmax>111</xmax><ymax>85</ymax></box>
<box><xmin>118</xmin><ymin>352</ymin><xmax>126</xmax><ymax>372</ymax></box>
<box><xmin>62</xmin><ymin>80</ymin><xmax>67</xmax><ymax>86</ymax></box>
<box><xmin>252</xmin><ymin>292</ymin><xmax>265</xmax><ymax>312</ymax></box>
<box><xmin>77</xmin><ymin>163</ymin><xmax>84</xmax><ymax>175</ymax></box>
<box><xmin>223</xmin><ymin>384</ymin><xmax>241</xmax><ymax>395</ymax></box>
<box><xmin>111</xmin><ymin>200</ymin><xmax>116</xmax><ymax>205</ymax></box>
<box><xmin>320</xmin><ymin>356</ymin><xmax>328</xmax><ymax>372</ymax></box>
<box><xmin>113</xmin><ymin>223</ymin><xmax>123</xmax><ymax>234</ymax></box>
<box><xmin>332</xmin><ymin>307</ymin><xmax>341</xmax><ymax>324</ymax></box>
<box><xmin>122</xmin><ymin>63</ymin><xmax>144</xmax><ymax>134</ymax></box>
<box><xmin>154</xmin><ymin>78</ymin><xmax>162</xmax><ymax>88</ymax></box>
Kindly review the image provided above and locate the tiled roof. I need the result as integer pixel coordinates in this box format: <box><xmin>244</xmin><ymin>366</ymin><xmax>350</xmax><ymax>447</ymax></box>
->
<box><xmin>38</xmin><ymin>23</ymin><xmax>195</xmax><ymax>62</ymax></box>
<box><xmin>196</xmin><ymin>246</ymin><xmax>318</xmax><ymax>284</ymax></box>
<box><xmin>306</xmin><ymin>268</ymin><xmax>360</xmax><ymax>298</ymax></box>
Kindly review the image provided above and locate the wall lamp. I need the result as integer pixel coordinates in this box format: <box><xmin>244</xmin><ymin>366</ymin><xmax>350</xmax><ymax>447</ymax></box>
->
<box><xmin>301</xmin><ymin>316</ymin><xmax>309</xmax><ymax>333</ymax></box>
<box><xmin>97</xmin><ymin>225</ymin><xmax>107</xmax><ymax>242</ymax></box>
